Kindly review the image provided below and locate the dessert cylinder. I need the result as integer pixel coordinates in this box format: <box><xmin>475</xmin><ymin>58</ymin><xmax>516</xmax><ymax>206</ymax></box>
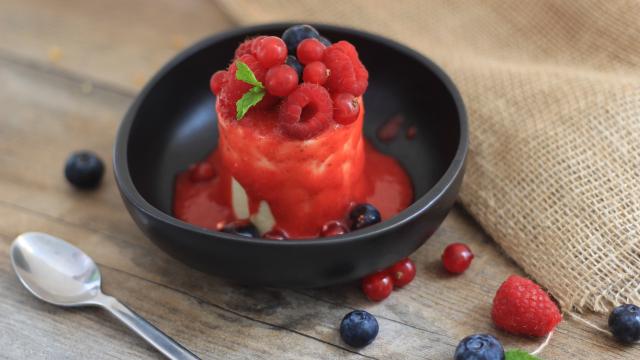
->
<box><xmin>217</xmin><ymin>99</ymin><xmax>365</xmax><ymax>238</ymax></box>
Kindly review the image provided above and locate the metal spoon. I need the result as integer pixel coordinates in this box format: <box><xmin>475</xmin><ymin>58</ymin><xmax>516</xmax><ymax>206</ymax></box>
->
<box><xmin>10</xmin><ymin>232</ymin><xmax>199</xmax><ymax>360</ymax></box>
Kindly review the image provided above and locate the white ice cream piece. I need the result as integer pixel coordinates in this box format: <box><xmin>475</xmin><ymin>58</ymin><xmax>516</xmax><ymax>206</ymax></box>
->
<box><xmin>231</xmin><ymin>177</ymin><xmax>275</xmax><ymax>235</ymax></box>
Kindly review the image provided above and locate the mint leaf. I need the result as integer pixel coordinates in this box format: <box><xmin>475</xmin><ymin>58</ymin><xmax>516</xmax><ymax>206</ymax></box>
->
<box><xmin>235</xmin><ymin>61</ymin><xmax>263</xmax><ymax>87</ymax></box>
<box><xmin>236</xmin><ymin>86</ymin><xmax>265</xmax><ymax>120</ymax></box>
<box><xmin>505</xmin><ymin>350</ymin><xmax>541</xmax><ymax>360</ymax></box>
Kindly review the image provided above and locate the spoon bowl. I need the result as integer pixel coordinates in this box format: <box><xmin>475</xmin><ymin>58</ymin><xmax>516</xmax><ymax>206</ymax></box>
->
<box><xmin>10</xmin><ymin>232</ymin><xmax>199</xmax><ymax>360</ymax></box>
<box><xmin>11</xmin><ymin>232</ymin><xmax>101</xmax><ymax>306</ymax></box>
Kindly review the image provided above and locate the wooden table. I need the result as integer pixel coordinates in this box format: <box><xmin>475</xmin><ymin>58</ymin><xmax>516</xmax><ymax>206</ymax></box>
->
<box><xmin>0</xmin><ymin>1</ymin><xmax>637</xmax><ymax>359</ymax></box>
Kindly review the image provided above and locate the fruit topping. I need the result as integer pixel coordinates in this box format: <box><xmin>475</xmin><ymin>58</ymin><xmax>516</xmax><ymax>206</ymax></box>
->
<box><xmin>442</xmin><ymin>243</ymin><xmax>474</xmax><ymax>274</ymax></box>
<box><xmin>64</xmin><ymin>151</ymin><xmax>104</xmax><ymax>189</ymax></box>
<box><xmin>285</xmin><ymin>55</ymin><xmax>303</xmax><ymax>79</ymax></box>
<box><xmin>491</xmin><ymin>275</ymin><xmax>562</xmax><ymax>337</ymax></box>
<box><xmin>217</xmin><ymin>54</ymin><xmax>266</xmax><ymax>119</ymax></box>
<box><xmin>214</xmin><ymin>26</ymin><xmax>369</xmax><ymax>130</ymax></box>
<box><xmin>297</xmin><ymin>38</ymin><xmax>326</xmax><ymax>65</ymax></box>
<box><xmin>278</xmin><ymin>83</ymin><xmax>333</xmax><ymax>140</ymax></box>
<box><xmin>454</xmin><ymin>334</ymin><xmax>505</xmax><ymax>360</ymax></box>
<box><xmin>340</xmin><ymin>310</ymin><xmax>379</xmax><ymax>348</ymax></box>
<box><xmin>302</xmin><ymin>61</ymin><xmax>329</xmax><ymax>85</ymax></box>
<box><xmin>265</xmin><ymin>64</ymin><xmax>299</xmax><ymax>97</ymax></box>
<box><xmin>209</xmin><ymin>70</ymin><xmax>227</xmax><ymax>96</ymax></box>
<box><xmin>234</xmin><ymin>36</ymin><xmax>264</xmax><ymax>59</ymax></box>
<box><xmin>609</xmin><ymin>304</ymin><xmax>640</xmax><ymax>344</ymax></box>
<box><xmin>255</xmin><ymin>36</ymin><xmax>287</xmax><ymax>68</ymax></box>
<box><xmin>361</xmin><ymin>271</ymin><xmax>393</xmax><ymax>302</ymax></box>
<box><xmin>388</xmin><ymin>258</ymin><xmax>416</xmax><ymax>288</ymax></box>
<box><xmin>221</xmin><ymin>220</ymin><xmax>259</xmax><ymax>238</ymax></box>
<box><xmin>332</xmin><ymin>93</ymin><xmax>360</xmax><ymax>125</ymax></box>
<box><xmin>323</xmin><ymin>41</ymin><xmax>368</xmax><ymax>96</ymax></box>
<box><xmin>320</xmin><ymin>221</ymin><xmax>349</xmax><ymax>237</ymax></box>
<box><xmin>282</xmin><ymin>24</ymin><xmax>321</xmax><ymax>54</ymax></box>
<box><xmin>189</xmin><ymin>162</ymin><xmax>215</xmax><ymax>182</ymax></box>
<box><xmin>349</xmin><ymin>203</ymin><xmax>381</xmax><ymax>230</ymax></box>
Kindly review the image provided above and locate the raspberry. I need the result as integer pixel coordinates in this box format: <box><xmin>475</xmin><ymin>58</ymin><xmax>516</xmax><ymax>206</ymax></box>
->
<box><xmin>303</xmin><ymin>61</ymin><xmax>329</xmax><ymax>85</ymax></box>
<box><xmin>255</xmin><ymin>36</ymin><xmax>287</xmax><ymax>68</ymax></box>
<box><xmin>217</xmin><ymin>54</ymin><xmax>267</xmax><ymax>119</ymax></box>
<box><xmin>491</xmin><ymin>275</ymin><xmax>562</xmax><ymax>337</ymax></box>
<box><xmin>250</xmin><ymin>36</ymin><xmax>266</xmax><ymax>55</ymax></box>
<box><xmin>279</xmin><ymin>83</ymin><xmax>332</xmax><ymax>140</ymax></box>
<box><xmin>234</xmin><ymin>36</ymin><xmax>264</xmax><ymax>59</ymax></box>
<box><xmin>297</xmin><ymin>38</ymin><xmax>326</xmax><ymax>65</ymax></box>
<box><xmin>323</xmin><ymin>41</ymin><xmax>368</xmax><ymax>96</ymax></box>
<box><xmin>209</xmin><ymin>70</ymin><xmax>227</xmax><ymax>96</ymax></box>
<box><xmin>253</xmin><ymin>93</ymin><xmax>280</xmax><ymax>110</ymax></box>
<box><xmin>332</xmin><ymin>93</ymin><xmax>360</xmax><ymax>125</ymax></box>
<box><xmin>265</xmin><ymin>64</ymin><xmax>299</xmax><ymax>97</ymax></box>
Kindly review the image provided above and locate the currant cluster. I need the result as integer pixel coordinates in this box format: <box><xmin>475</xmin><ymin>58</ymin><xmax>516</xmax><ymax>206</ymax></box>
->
<box><xmin>210</xmin><ymin>25</ymin><xmax>369</xmax><ymax>140</ymax></box>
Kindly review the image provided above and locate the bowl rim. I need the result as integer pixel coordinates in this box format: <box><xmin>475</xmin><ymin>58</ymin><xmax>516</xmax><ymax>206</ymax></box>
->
<box><xmin>113</xmin><ymin>22</ymin><xmax>468</xmax><ymax>247</ymax></box>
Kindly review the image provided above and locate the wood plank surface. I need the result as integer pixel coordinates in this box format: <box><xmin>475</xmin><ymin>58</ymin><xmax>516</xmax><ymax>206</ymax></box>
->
<box><xmin>0</xmin><ymin>1</ymin><xmax>638</xmax><ymax>359</ymax></box>
<box><xmin>0</xmin><ymin>0</ymin><xmax>233</xmax><ymax>92</ymax></box>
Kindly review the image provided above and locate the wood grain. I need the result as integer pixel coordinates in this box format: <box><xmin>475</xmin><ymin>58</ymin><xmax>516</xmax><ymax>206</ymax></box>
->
<box><xmin>0</xmin><ymin>1</ymin><xmax>638</xmax><ymax>359</ymax></box>
<box><xmin>0</xmin><ymin>0</ymin><xmax>233</xmax><ymax>92</ymax></box>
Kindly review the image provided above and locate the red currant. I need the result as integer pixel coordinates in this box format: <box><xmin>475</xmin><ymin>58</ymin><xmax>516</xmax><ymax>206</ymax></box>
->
<box><xmin>265</xmin><ymin>64</ymin><xmax>299</xmax><ymax>97</ymax></box>
<box><xmin>255</xmin><ymin>36</ymin><xmax>287</xmax><ymax>68</ymax></box>
<box><xmin>209</xmin><ymin>70</ymin><xmax>227</xmax><ymax>96</ymax></box>
<box><xmin>297</xmin><ymin>38</ymin><xmax>326</xmax><ymax>65</ymax></box>
<box><xmin>320</xmin><ymin>221</ymin><xmax>348</xmax><ymax>237</ymax></box>
<box><xmin>332</xmin><ymin>93</ymin><xmax>360</xmax><ymax>125</ymax></box>
<box><xmin>189</xmin><ymin>162</ymin><xmax>215</xmax><ymax>182</ymax></box>
<box><xmin>441</xmin><ymin>243</ymin><xmax>474</xmax><ymax>274</ymax></box>
<box><xmin>387</xmin><ymin>258</ymin><xmax>416</xmax><ymax>288</ymax></box>
<box><xmin>303</xmin><ymin>61</ymin><xmax>329</xmax><ymax>85</ymax></box>
<box><xmin>263</xmin><ymin>228</ymin><xmax>288</xmax><ymax>240</ymax></box>
<box><xmin>361</xmin><ymin>271</ymin><xmax>393</xmax><ymax>302</ymax></box>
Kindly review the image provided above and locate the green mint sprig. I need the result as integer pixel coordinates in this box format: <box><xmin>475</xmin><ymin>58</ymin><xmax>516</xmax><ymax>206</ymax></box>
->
<box><xmin>235</xmin><ymin>61</ymin><xmax>265</xmax><ymax>120</ymax></box>
<box><xmin>505</xmin><ymin>350</ymin><xmax>541</xmax><ymax>360</ymax></box>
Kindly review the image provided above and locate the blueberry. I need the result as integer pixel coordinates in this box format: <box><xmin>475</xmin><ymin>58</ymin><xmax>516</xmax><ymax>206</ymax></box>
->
<box><xmin>339</xmin><ymin>310</ymin><xmax>378</xmax><ymax>348</ymax></box>
<box><xmin>454</xmin><ymin>334</ymin><xmax>505</xmax><ymax>360</ymax></box>
<box><xmin>222</xmin><ymin>221</ymin><xmax>259</xmax><ymax>238</ymax></box>
<box><xmin>349</xmin><ymin>203</ymin><xmax>381</xmax><ymax>230</ymax></box>
<box><xmin>282</xmin><ymin>24</ymin><xmax>320</xmax><ymax>54</ymax></box>
<box><xmin>285</xmin><ymin>55</ymin><xmax>303</xmax><ymax>80</ymax></box>
<box><xmin>64</xmin><ymin>151</ymin><xmax>104</xmax><ymax>189</ymax></box>
<box><xmin>317</xmin><ymin>36</ymin><xmax>332</xmax><ymax>47</ymax></box>
<box><xmin>609</xmin><ymin>304</ymin><xmax>640</xmax><ymax>344</ymax></box>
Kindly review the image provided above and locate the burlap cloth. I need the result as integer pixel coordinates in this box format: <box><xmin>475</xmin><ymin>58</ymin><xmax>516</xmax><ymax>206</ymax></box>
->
<box><xmin>217</xmin><ymin>0</ymin><xmax>640</xmax><ymax>313</ymax></box>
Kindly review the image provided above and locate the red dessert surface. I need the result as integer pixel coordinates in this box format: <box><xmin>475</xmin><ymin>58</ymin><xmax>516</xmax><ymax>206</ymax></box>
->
<box><xmin>173</xmin><ymin>29</ymin><xmax>413</xmax><ymax>239</ymax></box>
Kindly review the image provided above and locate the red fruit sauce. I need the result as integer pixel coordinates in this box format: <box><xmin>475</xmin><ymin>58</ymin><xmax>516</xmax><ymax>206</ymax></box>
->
<box><xmin>174</xmin><ymin>99</ymin><xmax>413</xmax><ymax>239</ymax></box>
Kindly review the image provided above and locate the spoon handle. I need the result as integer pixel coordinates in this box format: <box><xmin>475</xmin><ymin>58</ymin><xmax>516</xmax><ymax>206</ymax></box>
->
<box><xmin>95</xmin><ymin>293</ymin><xmax>200</xmax><ymax>360</ymax></box>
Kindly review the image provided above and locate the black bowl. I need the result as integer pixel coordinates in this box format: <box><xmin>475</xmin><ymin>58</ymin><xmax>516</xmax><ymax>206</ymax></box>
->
<box><xmin>114</xmin><ymin>23</ymin><xmax>467</xmax><ymax>288</ymax></box>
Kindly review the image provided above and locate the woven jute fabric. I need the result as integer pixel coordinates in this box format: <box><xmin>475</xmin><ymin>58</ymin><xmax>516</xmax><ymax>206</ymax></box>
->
<box><xmin>217</xmin><ymin>0</ymin><xmax>640</xmax><ymax>312</ymax></box>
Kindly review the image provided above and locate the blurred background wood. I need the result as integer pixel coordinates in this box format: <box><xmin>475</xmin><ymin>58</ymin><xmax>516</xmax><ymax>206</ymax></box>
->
<box><xmin>0</xmin><ymin>1</ymin><xmax>637</xmax><ymax>359</ymax></box>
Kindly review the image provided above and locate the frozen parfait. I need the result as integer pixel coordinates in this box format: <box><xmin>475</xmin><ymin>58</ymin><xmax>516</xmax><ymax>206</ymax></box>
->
<box><xmin>174</xmin><ymin>25</ymin><xmax>413</xmax><ymax>239</ymax></box>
